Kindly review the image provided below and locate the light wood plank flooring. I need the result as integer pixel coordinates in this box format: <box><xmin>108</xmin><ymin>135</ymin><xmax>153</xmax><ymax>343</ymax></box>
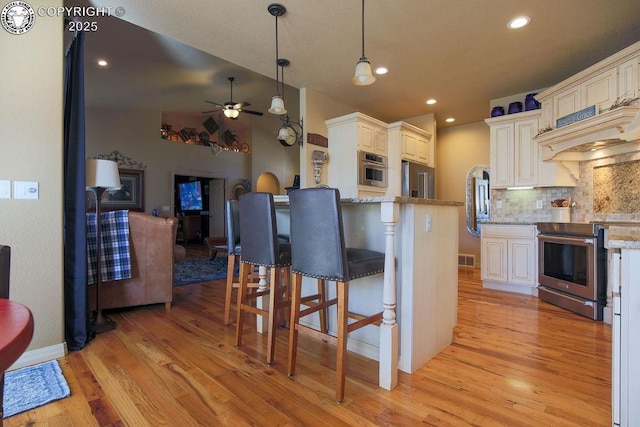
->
<box><xmin>5</xmin><ymin>246</ymin><xmax>611</xmax><ymax>426</ymax></box>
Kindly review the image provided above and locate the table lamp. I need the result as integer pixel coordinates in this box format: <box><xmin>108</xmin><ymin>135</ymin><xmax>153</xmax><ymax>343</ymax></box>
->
<box><xmin>86</xmin><ymin>159</ymin><xmax>121</xmax><ymax>334</ymax></box>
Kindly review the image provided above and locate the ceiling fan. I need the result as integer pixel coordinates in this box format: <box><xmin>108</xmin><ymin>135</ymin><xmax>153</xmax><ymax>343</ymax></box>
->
<box><xmin>202</xmin><ymin>77</ymin><xmax>264</xmax><ymax>120</ymax></box>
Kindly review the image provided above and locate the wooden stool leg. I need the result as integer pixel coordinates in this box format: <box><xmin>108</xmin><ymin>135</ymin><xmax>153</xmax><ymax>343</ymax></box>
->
<box><xmin>223</xmin><ymin>254</ymin><xmax>237</xmax><ymax>325</ymax></box>
<box><xmin>288</xmin><ymin>272</ymin><xmax>303</xmax><ymax>377</ymax></box>
<box><xmin>317</xmin><ymin>278</ymin><xmax>328</xmax><ymax>333</ymax></box>
<box><xmin>336</xmin><ymin>281</ymin><xmax>349</xmax><ymax>403</ymax></box>
<box><xmin>267</xmin><ymin>266</ymin><xmax>280</xmax><ymax>365</ymax></box>
<box><xmin>282</xmin><ymin>266</ymin><xmax>291</xmax><ymax>328</ymax></box>
<box><xmin>234</xmin><ymin>262</ymin><xmax>250</xmax><ymax>347</ymax></box>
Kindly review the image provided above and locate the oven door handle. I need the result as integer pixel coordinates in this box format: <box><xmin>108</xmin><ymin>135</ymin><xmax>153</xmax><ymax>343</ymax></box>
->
<box><xmin>538</xmin><ymin>235</ymin><xmax>595</xmax><ymax>245</ymax></box>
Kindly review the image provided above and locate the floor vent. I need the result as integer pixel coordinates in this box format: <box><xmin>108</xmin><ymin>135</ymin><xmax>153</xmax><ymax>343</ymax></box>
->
<box><xmin>458</xmin><ymin>254</ymin><xmax>476</xmax><ymax>268</ymax></box>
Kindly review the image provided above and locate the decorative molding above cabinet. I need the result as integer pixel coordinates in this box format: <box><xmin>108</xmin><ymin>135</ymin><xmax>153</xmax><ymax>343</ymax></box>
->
<box><xmin>534</xmin><ymin>40</ymin><xmax>640</xmax><ymax>162</ymax></box>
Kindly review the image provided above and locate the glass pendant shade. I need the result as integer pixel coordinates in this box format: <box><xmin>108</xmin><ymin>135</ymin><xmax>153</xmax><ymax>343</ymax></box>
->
<box><xmin>223</xmin><ymin>108</ymin><xmax>240</xmax><ymax>119</ymax></box>
<box><xmin>268</xmin><ymin>95</ymin><xmax>287</xmax><ymax>115</ymax></box>
<box><xmin>353</xmin><ymin>58</ymin><xmax>376</xmax><ymax>86</ymax></box>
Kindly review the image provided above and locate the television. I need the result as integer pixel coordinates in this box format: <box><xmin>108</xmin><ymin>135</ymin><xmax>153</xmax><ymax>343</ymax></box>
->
<box><xmin>179</xmin><ymin>181</ymin><xmax>203</xmax><ymax>211</ymax></box>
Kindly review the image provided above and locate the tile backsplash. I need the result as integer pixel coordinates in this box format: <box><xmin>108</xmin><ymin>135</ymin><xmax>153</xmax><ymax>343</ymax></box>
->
<box><xmin>490</xmin><ymin>151</ymin><xmax>640</xmax><ymax>223</ymax></box>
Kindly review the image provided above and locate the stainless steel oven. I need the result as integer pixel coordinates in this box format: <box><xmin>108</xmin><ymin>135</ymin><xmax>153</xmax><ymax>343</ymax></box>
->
<box><xmin>358</xmin><ymin>151</ymin><xmax>387</xmax><ymax>188</ymax></box>
<box><xmin>537</xmin><ymin>222</ymin><xmax>607</xmax><ymax>320</ymax></box>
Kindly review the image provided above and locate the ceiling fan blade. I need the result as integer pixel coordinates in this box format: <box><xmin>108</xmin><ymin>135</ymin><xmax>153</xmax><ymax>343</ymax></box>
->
<box><xmin>241</xmin><ymin>109</ymin><xmax>264</xmax><ymax>116</ymax></box>
<box><xmin>201</xmin><ymin>110</ymin><xmax>218</xmax><ymax>114</ymax></box>
<box><xmin>235</xmin><ymin>101</ymin><xmax>251</xmax><ymax>108</ymax></box>
<box><xmin>204</xmin><ymin>100</ymin><xmax>224</xmax><ymax>108</ymax></box>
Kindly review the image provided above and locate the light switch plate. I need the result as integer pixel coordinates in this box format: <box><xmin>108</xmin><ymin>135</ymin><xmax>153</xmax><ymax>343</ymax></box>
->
<box><xmin>0</xmin><ymin>180</ymin><xmax>10</xmax><ymax>199</ymax></box>
<box><xmin>14</xmin><ymin>181</ymin><xmax>39</xmax><ymax>199</ymax></box>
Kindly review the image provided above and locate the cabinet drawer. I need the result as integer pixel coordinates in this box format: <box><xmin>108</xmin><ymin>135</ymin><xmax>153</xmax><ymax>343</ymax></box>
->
<box><xmin>482</xmin><ymin>225</ymin><xmax>536</xmax><ymax>239</ymax></box>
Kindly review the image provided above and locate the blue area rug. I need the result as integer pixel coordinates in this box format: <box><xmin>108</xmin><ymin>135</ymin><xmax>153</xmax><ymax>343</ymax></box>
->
<box><xmin>174</xmin><ymin>257</ymin><xmax>235</xmax><ymax>286</ymax></box>
<box><xmin>3</xmin><ymin>360</ymin><xmax>71</xmax><ymax>418</ymax></box>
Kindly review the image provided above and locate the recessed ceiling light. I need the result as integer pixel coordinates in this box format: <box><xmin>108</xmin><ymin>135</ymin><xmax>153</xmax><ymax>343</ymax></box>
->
<box><xmin>508</xmin><ymin>16</ymin><xmax>531</xmax><ymax>29</ymax></box>
<box><xmin>97</xmin><ymin>59</ymin><xmax>108</xmax><ymax>67</ymax></box>
<box><xmin>445</xmin><ymin>117</ymin><xmax>455</xmax><ymax>123</ymax></box>
<box><xmin>375</xmin><ymin>66</ymin><xmax>388</xmax><ymax>75</ymax></box>
<box><xmin>426</xmin><ymin>99</ymin><xmax>437</xmax><ymax>105</ymax></box>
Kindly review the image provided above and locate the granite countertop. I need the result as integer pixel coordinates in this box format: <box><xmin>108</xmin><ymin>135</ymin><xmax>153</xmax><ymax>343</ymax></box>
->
<box><xmin>481</xmin><ymin>221</ymin><xmax>537</xmax><ymax>225</ymax></box>
<box><xmin>604</xmin><ymin>223</ymin><xmax>640</xmax><ymax>249</ymax></box>
<box><xmin>274</xmin><ymin>195</ymin><xmax>463</xmax><ymax>207</ymax></box>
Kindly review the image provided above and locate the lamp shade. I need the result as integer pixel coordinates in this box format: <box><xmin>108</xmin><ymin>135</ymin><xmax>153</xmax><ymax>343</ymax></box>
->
<box><xmin>268</xmin><ymin>95</ymin><xmax>287</xmax><ymax>115</ymax></box>
<box><xmin>223</xmin><ymin>108</ymin><xmax>240</xmax><ymax>119</ymax></box>
<box><xmin>353</xmin><ymin>59</ymin><xmax>376</xmax><ymax>86</ymax></box>
<box><xmin>86</xmin><ymin>159</ymin><xmax>122</xmax><ymax>190</ymax></box>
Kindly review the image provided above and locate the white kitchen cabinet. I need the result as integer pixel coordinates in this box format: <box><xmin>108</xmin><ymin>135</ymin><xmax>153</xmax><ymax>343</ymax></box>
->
<box><xmin>486</xmin><ymin>111</ymin><xmax>539</xmax><ymax>188</ymax></box>
<box><xmin>357</xmin><ymin>121</ymin><xmax>387</xmax><ymax>156</ymax></box>
<box><xmin>326</xmin><ymin>112</ymin><xmax>388</xmax><ymax>198</ymax></box>
<box><xmin>608</xmin><ymin>247</ymin><xmax>640</xmax><ymax>427</ymax></box>
<box><xmin>388</xmin><ymin>121</ymin><xmax>432</xmax><ymax>166</ymax></box>
<box><xmin>481</xmin><ymin>224</ymin><xmax>537</xmax><ymax>295</ymax></box>
<box><xmin>485</xmin><ymin>110</ymin><xmax>576</xmax><ymax>188</ymax></box>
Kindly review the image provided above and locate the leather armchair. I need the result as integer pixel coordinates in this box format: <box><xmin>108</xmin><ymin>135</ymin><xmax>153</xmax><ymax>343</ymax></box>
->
<box><xmin>89</xmin><ymin>212</ymin><xmax>178</xmax><ymax>311</ymax></box>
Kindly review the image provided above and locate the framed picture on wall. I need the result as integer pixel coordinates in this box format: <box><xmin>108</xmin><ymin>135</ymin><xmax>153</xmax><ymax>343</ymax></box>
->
<box><xmin>101</xmin><ymin>168</ymin><xmax>145</xmax><ymax>211</ymax></box>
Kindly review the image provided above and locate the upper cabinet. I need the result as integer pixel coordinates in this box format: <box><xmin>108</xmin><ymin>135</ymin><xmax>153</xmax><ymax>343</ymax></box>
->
<box><xmin>485</xmin><ymin>111</ymin><xmax>576</xmax><ymax>188</ymax></box>
<box><xmin>387</xmin><ymin>121</ymin><xmax>432</xmax><ymax>166</ymax></box>
<box><xmin>535</xmin><ymin>40</ymin><xmax>640</xmax><ymax>161</ymax></box>
<box><xmin>357</xmin><ymin>120</ymin><xmax>387</xmax><ymax>156</ymax></box>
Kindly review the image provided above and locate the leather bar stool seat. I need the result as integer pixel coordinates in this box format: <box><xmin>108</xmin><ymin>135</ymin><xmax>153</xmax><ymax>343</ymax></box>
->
<box><xmin>287</xmin><ymin>187</ymin><xmax>385</xmax><ymax>402</ymax></box>
<box><xmin>235</xmin><ymin>192</ymin><xmax>292</xmax><ymax>365</ymax></box>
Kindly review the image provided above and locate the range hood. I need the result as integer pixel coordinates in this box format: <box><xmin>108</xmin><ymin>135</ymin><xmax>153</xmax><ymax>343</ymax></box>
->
<box><xmin>536</xmin><ymin>105</ymin><xmax>640</xmax><ymax>162</ymax></box>
<box><xmin>533</xmin><ymin>40</ymin><xmax>640</xmax><ymax>162</ymax></box>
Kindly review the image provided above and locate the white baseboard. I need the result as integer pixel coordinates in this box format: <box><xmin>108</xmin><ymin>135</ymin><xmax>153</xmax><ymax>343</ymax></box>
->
<box><xmin>8</xmin><ymin>342</ymin><xmax>68</xmax><ymax>371</ymax></box>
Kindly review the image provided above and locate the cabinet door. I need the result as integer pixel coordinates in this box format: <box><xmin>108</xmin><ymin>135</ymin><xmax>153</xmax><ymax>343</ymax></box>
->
<box><xmin>416</xmin><ymin>135</ymin><xmax>429</xmax><ymax>164</ymax></box>
<box><xmin>357</xmin><ymin>123</ymin><xmax>374</xmax><ymax>152</ymax></box>
<box><xmin>402</xmin><ymin>132</ymin><xmax>417</xmax><ymax>160</ymax></box>
<box><xmin>514</xmin><ymin>118</ymin><xmax>538</xmax><ymax>186</ymax></box>
<box><xmin>508</xmin><ymin>239</ymin><xmax>536</xmax><ymax>285</ymax></box>
<box><xmin>582</xmin><ymin>68</ymin><xmax>617</xmax><ymax>112</ymax></box>
<box><xmin>618</xmin><ymin>58</ymin><xmax>638</xmax><ymax>102</ymax></box>
<box><xmin>490</xmin><ymin>123</ymin><xmax>514</xmax><ymax>188</ymax></box>
<box><xmin>481</xmin><ymin>238</ymin><xmax>508</xmax><ymax>282</ymax></box>
<box><xmin>554</xmin><ymin>86</ymin><xmax>581</xmax><ymax>119</ymax></box>
<box><xmin>373</xmin><ymin>127</ymin><xmax>387</xmax><ymax>155</ymax></box>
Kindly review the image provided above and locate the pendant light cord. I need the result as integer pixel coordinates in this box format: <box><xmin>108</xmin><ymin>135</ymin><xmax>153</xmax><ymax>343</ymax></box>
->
<box><xmin>274</xmin><ymin>15</ymin><xmax>280</xmax><ymax>95</ymax></box>
<box><xmin>360</xmin><ymin>0</ymin><xmax>366</xmax><ymax>60</ymax></box>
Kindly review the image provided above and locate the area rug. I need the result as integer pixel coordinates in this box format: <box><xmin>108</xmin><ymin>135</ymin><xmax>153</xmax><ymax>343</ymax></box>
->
<box><xmin>3</xmin><ymin>360</ymin><xmax>71</xmax><ymax>418</ymax></box>
<box><xmin>174</xmin><ymin>257</ymin><xmax>235</xmax><ymax>286</ymax></box>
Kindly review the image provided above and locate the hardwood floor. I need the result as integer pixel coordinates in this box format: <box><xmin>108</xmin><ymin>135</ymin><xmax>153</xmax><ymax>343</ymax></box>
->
<box><xmin>6</xmin><ymin>246</ymin><xmax>611</xmax><ymax>426</ymax></box>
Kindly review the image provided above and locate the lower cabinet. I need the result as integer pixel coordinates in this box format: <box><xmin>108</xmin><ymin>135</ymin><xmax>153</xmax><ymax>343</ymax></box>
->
<box><xmin>481</xmin><ymin>224</ymin><xmax>537</xmax><ymax>295</ymax></box>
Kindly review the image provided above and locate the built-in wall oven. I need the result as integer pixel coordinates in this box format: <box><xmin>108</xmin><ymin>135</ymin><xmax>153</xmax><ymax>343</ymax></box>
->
<box><xmin>537</xmin><ymin>222</ymin><xmax>607</xmax><ymax>320</ymax></box>
<box><xmin>358</xmin><ymin>151</ymin><xmax>387</xmax><ymax>188</ymax></box>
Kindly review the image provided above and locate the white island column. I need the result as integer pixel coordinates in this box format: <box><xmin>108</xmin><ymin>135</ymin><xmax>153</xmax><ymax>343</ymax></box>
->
<box><xmin>379</xmin><ymin>201</ymin><xmax>399</xmax><ymax>390</ymax></box>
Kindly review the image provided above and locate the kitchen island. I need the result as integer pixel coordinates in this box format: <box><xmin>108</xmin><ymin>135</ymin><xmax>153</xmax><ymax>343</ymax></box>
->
<box><xmin>273</xmin><ymin>195</ymin><xmax>462</xmax><ymax>390</ymax></box>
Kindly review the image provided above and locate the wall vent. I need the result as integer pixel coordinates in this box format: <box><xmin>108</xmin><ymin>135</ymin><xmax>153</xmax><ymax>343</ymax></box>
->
<box><xmin>458</xmin><ymin>254</ymin><xmax>476</xmax><ymax>268</ymax></box>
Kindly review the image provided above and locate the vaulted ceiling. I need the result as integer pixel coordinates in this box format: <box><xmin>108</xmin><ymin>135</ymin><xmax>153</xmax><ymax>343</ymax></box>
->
<box><xmin>76</xmin><ymin>0</ymin><xmax>640</xmax><ymax>128</ymax></box>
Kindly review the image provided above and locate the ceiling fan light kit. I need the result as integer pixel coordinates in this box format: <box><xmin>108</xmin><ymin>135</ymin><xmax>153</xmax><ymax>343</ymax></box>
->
<box><xmin>353</xmin><ymin>0</ymin><xmax>376</xmax><ymax>86</ymax></box>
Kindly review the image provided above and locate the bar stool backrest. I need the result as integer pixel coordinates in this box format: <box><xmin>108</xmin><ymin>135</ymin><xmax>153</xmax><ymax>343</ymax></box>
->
<box><xmin>225</xmin><ymin>199</ymin><xmax>241</xmax><ymax>254</ymax></box>
<box><xmin>0</xmin><ymin>245</ymin><xmax>10</xmax><ymax>299</ymax></box>
<box><xmin>239</xmin><ymin>192</ymin><xmax>282</xmax><ymax>267</ymax></box>
<box><xmin>289</xmin><ymin>187</ymin><xmax>349</xmax><ymax>281</ymax></box>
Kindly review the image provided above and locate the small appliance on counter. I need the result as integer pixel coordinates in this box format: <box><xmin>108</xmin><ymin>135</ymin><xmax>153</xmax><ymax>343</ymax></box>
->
<box><xmin>402</xmin><ymin>160</ymin><xmax>435</xmax><ymax>199</ymax></box>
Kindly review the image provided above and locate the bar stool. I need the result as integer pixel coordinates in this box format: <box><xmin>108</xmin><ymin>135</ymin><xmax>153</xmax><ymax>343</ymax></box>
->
<box><xmin>215</xmin><ymin>199</ymin><xmax>244</xmax><ymax>325</ymax></box>
<box><xmin>287</xmin><ymin>187</ymin><xmax>385</xmax><ymax>402</ymax></box>
<box><xmin>235</xmin><ymin>192</ymin><xmax>292</xmax><ymax>365</ymax></box>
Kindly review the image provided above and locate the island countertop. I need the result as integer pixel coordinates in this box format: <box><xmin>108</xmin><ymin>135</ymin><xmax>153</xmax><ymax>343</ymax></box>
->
<box><xmin>274</xmin><ymin>195</ymin><xmax>463</xmax><ymax>207</ymax></box>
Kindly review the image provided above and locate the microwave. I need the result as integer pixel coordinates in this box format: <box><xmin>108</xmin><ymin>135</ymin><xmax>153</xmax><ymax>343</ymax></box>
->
<box><xmin>358</xmin><ymin>151</ymin><xmax>387</xmax><ymax>188</ymax></box>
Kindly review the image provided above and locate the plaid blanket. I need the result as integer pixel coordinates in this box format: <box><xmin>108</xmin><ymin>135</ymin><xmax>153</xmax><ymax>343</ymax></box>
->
<box><xmin>86</xmin><ymin>210</ymin><xmax>132</xmax><ymax>285</ymax></box>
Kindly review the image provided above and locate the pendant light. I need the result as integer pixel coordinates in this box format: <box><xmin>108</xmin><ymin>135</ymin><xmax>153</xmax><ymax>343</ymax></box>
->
<box><xmin>268</xmin><ymin>3</ymin><xmax>287</xmax><ymax>115</ymax></box>
<box><xmin>275</xmin><ymin>59</ymin><xmax>303</xmax><ymax>147</ymax></box>
<box><xmin>353</xmin><ymin>0</ymin><xmax>376</xmax><ymax>86</ymax></box>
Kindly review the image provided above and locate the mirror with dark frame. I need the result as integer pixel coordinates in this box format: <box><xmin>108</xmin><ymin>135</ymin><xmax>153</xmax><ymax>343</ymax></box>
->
<box><xmin>466</xmin><ymin>166</ymin><xmax>490</xmax><ymax>237</ymax></box>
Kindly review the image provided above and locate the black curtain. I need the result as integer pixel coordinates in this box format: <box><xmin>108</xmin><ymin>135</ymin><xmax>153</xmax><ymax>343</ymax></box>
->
<box><xmin>63</xmin><ymin>30</ymin><xmax>92</xmax><ymax>350</ymax></box>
